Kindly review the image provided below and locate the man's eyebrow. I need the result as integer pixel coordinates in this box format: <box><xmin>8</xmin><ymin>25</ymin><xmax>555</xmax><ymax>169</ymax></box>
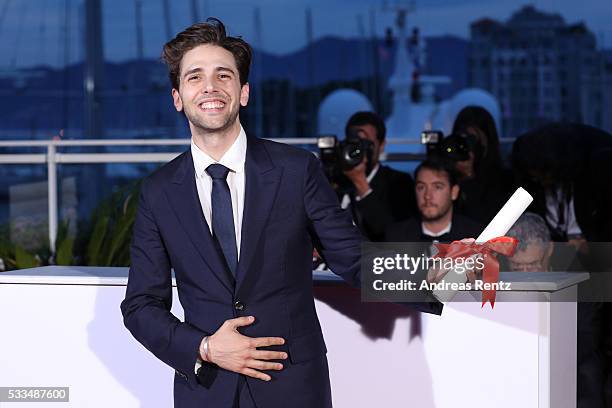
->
<box><xmin>216</xmin><ymin>66</ymin><xmax>236</xmax><ymax>74</ymax></box>
<box><xmin>183</xmin><ymin>67</ymin><xmax>202</xmax><ymax>78</ymax></box>
<box><xmin>182</xmin><ymin>66</ymin><xmax>236</xmax><ymax>78</ymax></box>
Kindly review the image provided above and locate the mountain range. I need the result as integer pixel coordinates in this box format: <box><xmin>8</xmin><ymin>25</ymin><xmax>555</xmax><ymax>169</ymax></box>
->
<box><xmin>0</xmin><ymin>35</ymin><xmax>468</xmax><ymax>137</ymax></box>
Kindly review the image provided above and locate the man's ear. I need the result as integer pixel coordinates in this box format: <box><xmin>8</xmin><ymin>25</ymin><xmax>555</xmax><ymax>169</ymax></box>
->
<box><xmin>379</xmin><ymin>139</ymin><xmax>386</xmax><ymax>153</ymax></box>
<box><xmin>451</xmin><ymin>184</ymin><xmax>460</xmax><ymax>201</ymax></box>
<box><xmin>240</xmin><ymin>83</ymin><xmax>250</xmax><ymax>107</ymax></box>
<box><xmin>172</xmin><ymin>88</ymin><xmax>183</xmax><ymax>112</ymax></box>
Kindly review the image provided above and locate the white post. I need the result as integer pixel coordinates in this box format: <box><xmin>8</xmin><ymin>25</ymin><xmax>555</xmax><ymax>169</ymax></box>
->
<box><xmin>538</xmin><ymin>286</ymin><xmax>578</xmax><ymax>408</ymax></box>
<box><xmin>47</xmin><ymin>144</ymin><xmax>58</xmax><ymax>254</ymax></box>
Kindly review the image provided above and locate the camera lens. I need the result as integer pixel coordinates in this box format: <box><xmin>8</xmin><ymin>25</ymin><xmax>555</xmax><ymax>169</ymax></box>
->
<box><xmin>341</xmin><ymin>142</ymin><xmax>363</xmax><ymax>168</ymax></box>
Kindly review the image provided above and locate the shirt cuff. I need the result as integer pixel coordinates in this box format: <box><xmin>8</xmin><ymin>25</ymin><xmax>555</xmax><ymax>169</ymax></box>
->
<box><xmin>355</xmin><ymin>188</ymin><xmax>373</xmax><ymax>201</ymax></box>
<box><xmin>195</xmin><ymin>357</ymin><xmax>203</xmax><ymax>374</ymax></box>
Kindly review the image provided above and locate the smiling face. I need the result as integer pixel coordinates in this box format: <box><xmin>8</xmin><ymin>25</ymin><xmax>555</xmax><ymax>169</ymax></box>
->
<box><xmin>171</xmin><ymin>44</ymin><xmax>249</xmax><ymax>137</ymax></box>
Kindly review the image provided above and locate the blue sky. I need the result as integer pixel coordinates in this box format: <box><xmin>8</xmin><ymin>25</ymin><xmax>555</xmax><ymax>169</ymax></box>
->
<box><xmin>0</xmin><ymin>0</ymin><xmax>611</xmax><ymax>68</ymax></box>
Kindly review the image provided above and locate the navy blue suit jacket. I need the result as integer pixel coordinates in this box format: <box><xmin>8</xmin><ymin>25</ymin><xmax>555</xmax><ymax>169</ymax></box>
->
<box><xmin>121</xmin><ymin>136</ymin><xmax>441</xmax><ymax>407</ymax></box>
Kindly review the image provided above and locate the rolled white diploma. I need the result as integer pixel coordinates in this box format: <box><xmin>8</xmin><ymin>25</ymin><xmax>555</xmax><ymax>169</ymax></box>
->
<box><xmin>432</xmin><ymin>187</ymin><xmax>534</xmax><ymax>303</ymax></box>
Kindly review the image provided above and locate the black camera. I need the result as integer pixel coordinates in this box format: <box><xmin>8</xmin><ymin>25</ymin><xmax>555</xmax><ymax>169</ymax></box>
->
<box><xmin>420</xmin><ymin>130</ymin><xmax>476</xmax><ymax>162</ymax></box>
<box><xmin>438</xmin><ymin>132</ymin><xmax>476</xmax><ymax>162</ymax></box>
<box><xmin>317</xmin><ymin>128</ymin><xmax>375</xmax><ymax>190</ymax></box>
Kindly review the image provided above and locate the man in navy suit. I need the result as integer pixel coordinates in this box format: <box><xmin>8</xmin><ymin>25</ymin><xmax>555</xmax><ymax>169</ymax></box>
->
<box><xmin>121</xmin><ymin>18</ymin><xmax>442</xmax><ymax>407</ymax></box>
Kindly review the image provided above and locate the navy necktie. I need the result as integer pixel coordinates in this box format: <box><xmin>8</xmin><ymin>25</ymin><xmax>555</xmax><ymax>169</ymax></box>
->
<box><xmin>206</xmin><ymin>163</ymin><xmax>238</xmax><ymax>277</ymax></box>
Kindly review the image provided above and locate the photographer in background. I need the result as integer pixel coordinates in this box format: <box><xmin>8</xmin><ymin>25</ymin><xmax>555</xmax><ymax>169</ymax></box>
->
<box><xmin>338</xmin><ymin>111</ymin><xmax>417</xmax><ymax>241</ymax></box>
<box><xmin>448</xmin><ymin>107</ymin><xmax>514</xmax><ymax>225</ymax></box>
<box><xmin>513</xmin><ymin>123</ymin><xmax>612</xmax><ymax>408</ymax></box>
<box><xmin>385</xmin><ymin>156</ymin><xmax>482</xmax><ymax>243</ymax></box>
<box><xmin>505</xmin><ymin>213</ymin><xmax>553</xmax><ymax>272</ymax></box>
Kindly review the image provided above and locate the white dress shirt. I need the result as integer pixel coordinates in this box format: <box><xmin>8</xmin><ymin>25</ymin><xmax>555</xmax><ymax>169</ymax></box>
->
<box><xmin>545</xmin><ymin>186</ymin><xmax>582</xmax><ymax>237</ymax></box>
<box><xmin>190</xmin><ymin>126</ymin><xmax>247</xmax><ymax>258</ymax></box>
<box><xmin>191</xmin><ymin>126</ymin><xmax>247</xmax><ymax>373</ymax></box>
<box><xmin>422</xmin><ymin>221</ymin><xmax>452</xmax><ymax>238</ymax></box>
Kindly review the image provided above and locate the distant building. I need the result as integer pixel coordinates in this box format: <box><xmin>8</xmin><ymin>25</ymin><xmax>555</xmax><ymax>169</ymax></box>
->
<box><xmin>469</xmin><ymin>5</ymin><xmax>612</xmax><ymax>137</ymax></box>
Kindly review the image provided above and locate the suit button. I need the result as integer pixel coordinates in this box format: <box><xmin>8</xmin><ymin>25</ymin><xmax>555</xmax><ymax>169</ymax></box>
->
<box><xmin>234</xmin><ymin>300</ymin><xmax>245</xmax><ymax>311</ymax></box>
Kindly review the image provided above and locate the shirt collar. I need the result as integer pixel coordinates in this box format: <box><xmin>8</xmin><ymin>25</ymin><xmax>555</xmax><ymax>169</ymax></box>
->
<box><xmin>367</xmin><ymin>163</ymin><xmax>380</xmax><ymax>183</ymax></box>
<box><xmin>191</xmin><ymin>126</ymin><xmax>247</xmax><ymax>178</ymax></box>
<box><xmin>422</xmin><ymin>221</ymin><xmax>452</xmax><ymax>237</ymax></box>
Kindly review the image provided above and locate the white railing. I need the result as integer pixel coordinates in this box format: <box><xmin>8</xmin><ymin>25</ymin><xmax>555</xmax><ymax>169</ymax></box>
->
<box><xmin>0</xmin><ymin>137</ymin><xmax>515</xmax><ymax>252</ymax></box>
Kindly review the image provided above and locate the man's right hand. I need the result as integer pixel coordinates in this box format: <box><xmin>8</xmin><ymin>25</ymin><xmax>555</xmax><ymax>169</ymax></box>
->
<box><xmin>200</xmin><ymin>316</ymin><xmax>287</xmax><ymax>381</ymax></box>
<box><xmin>426</xmin><ymin>238</ymin><xmax>481</xmax><ymax>283</ymax></box>
<box><xmin>343</xmin><ymin>158</ymin><xmax>371</xmax><ymax>198</ymax></box>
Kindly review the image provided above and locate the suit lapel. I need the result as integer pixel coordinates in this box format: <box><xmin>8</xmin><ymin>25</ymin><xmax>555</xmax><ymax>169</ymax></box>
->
<box><xmin>235</xmin><ymin>137</ymin><xmax>282</xmax><ymax>293</ymax></box>
<box><xmin>165</xmin><ymin>151</ymin><xmax>235</xmax><ymax>292</ymax></box>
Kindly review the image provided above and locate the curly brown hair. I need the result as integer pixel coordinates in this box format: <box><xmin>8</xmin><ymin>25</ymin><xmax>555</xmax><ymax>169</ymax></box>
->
<box><xmin>161</xmin><ymin>18</ymin><xmax>252</xmax><ymax>90</ymax></box>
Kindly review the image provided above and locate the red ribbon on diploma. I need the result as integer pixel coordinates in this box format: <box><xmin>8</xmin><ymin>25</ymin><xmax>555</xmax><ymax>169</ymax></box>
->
<box><xmin>434</xmin><ymin>237</ymin><xmax>518</xmax><ymax>308</ymax></box>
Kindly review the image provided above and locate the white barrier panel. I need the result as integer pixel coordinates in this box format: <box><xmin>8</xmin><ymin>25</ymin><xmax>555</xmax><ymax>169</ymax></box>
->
<box><xmin>0</xmin><ymin>267</ymin><xmax>585</xmax><ymax>407</ymax></box>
